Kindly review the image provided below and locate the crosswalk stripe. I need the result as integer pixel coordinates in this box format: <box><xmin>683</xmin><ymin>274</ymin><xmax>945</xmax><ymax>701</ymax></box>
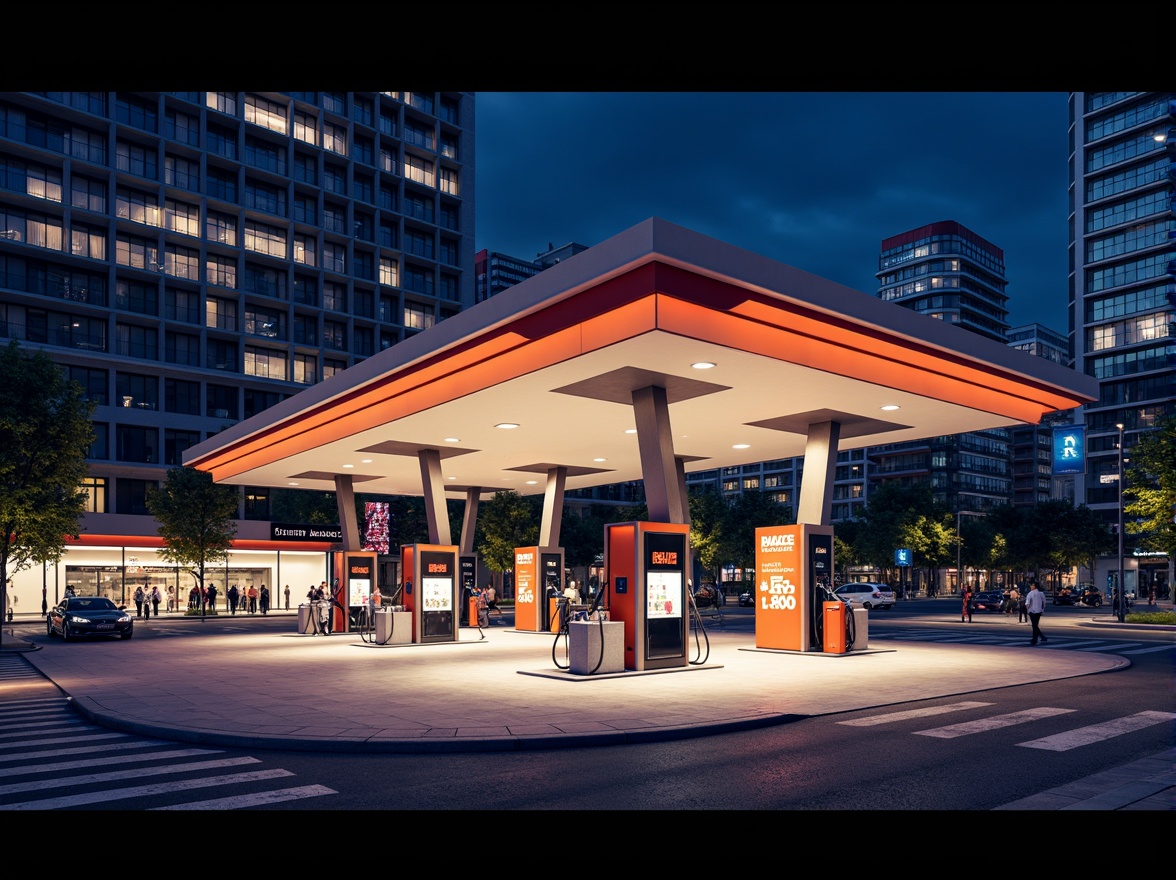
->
<box><xmin>837</xmin><ymin>701</ymin><xmax>994</xmax><ymax>726</ymax></box>
<box><xmin>151</xmin><ymin>784</ymin><xmax>338</xmax><ymax>810</ymax></box>
<box><xmin>1077</xmin><ymin>643</ymin><xmax>1144</xmax><ymax>652</ymax></box>
<box><xmin>913</xmin><ymin>707</ymin><xmax>1076</xmax><ymax>738</ymax></box>
<box><xmin>1017</xmin><ymin>711</ymin><xmax>1176</xmax><ymax>751</ymax></box>
<box><xmin>0</xmin><ymin>739</ymin><xmax>170</xmax><ymax>765</ymax></box>
<box><xmin>0</xmin><ymin>731</ymin><xmax>131</xmax><ymax>752</ymax></box>
<box><xmin>3</xmin><ymin>767</ymin><xmax>295</xmax><ymax>810</ymax></box>
<box><xmin>0</xmin><ymin>756</ymin><xmax>260</xmax><ymax>796</ymax></box>
<box><xmin>0</xmin><ymin>748</ymin><xmax>223</xmax><ymax>778</ymax></box>
<box><xmin>1121</xmin><ymin>645</ymin><xmax>1176</xmax><ymax>655</ymax></box>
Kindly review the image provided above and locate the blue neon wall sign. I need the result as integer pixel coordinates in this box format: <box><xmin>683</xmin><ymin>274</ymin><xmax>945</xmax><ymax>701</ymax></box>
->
<box><xmin>1052</xmin><ymin>426</ymin><xmax>1086</xmax><ymax>475</ymax></box>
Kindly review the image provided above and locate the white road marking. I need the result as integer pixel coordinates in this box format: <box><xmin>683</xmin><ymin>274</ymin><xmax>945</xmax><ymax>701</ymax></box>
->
<box><xmin>1017</xmin><ymin>711</ymin><xmax>1176</xmax><ymax>751</ymax></box>
<box><xmin>913</xmin><ymin>707</ymin><xmax>1077</xmax><ymax>738</ymax></box>
<box><xmin>0</xmin><ymin>756</ymin><xmax>260</xmax><ymax>795</ymax></box>
<box><xmin>4</xmin><ymin>768</ymin><xmax>295</xmax><ymax>810</ymax></box>
<box><xmin>0</xmin><ymin>748</ymin><xmax>223</xmax><ymax>778</ymax></box>
<box><xmin>837</xmin><ymin>702</ymin><xmax>994</xmax><ymax>726</ymax></box>
<box><xmin>152</xmin><ymin>784</ymin><xmax>339</xmax><ymax>810</ymax></box>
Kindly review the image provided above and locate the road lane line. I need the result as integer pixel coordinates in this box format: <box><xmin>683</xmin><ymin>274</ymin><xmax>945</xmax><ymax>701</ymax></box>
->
<box><xmin>914</xmin><ymin>707</ymin><xmax>1076</xmax><ymax>738</ymax></box>
<box><xmin>1017</xmin><ymin>711</ymin><xmax>1176</xmax><ymax>751</ymax></box>
<box><xmin>837</xmin><ymin>702</ymin><xmax>994</xmax><ymax>726</ymax></box>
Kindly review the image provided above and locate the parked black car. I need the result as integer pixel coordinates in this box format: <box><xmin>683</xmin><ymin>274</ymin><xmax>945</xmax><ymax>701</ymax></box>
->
<box><xmin>1076</xmin><ymin>587</ymin><xmax>1103</xmax><ymax>607</ymax></box>
<box><xmin>47</xmin><ymin>596</ymin><xmax>134</xmax><ymax>641</ymax></box>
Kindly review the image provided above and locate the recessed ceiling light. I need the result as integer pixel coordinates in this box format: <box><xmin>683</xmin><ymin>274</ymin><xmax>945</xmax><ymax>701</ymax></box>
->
<box><xmin>733</xmin><ymin>443</ymin><xmax>750</xmax><ymax>449</ymax></box>
<box><xmin>447</xmin><ymin>476</ymin><xmax>457</xmax><ymax>480</ymax></box>
<box><xmin>881</xmin><ymin>404</ymin><xmax>900</xmax><ymax>411</ymax></box>
<box><xmin>525</xmin><ymin>480</ymin><xmax>538</xmax><ymax>485</ymax></box>
<box><xmin>361</xmin><ymin>459</ymin><xmax>373</xmax><ymax>464</ymax></box>
<box><xmin>444</xmin><ymin>437</ymin><xmax>460</xmax><ymax>443</ymax></box>
<box><xmin>288</xmin><ymin>482</ymin><xmax>299</xmax><ymax>486</ymax></box>
<box><xmin>593</xmin><ymin>457</ymin><xmax>607</xmax><ymax>462</ymax></box>
<box><xmin>343</xmin><ymin>463</ymin><xmax>354</xmax><ymax>468</ymax></box>
<box><xmin>625</xmin><ymin>428</ymin><xmax>637</xmax><ymax>434</ymax></box>
<box><xmin>691</xmin><ymin>361</ymin><xmax>716</xmax><ymax>369</ymax></box>
<box><xmin>495</xmin><ymin>422</ymin><xmax>519</xmax><ymax>429</ymax></box>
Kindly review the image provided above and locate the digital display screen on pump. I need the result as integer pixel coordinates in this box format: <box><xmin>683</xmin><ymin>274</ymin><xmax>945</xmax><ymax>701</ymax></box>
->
<box><xmin>646</xmin><ymin>571</ymin><xmax>683</xmax><ymax>618</ymax></box>
<box><xmin>421</xmin><ymin>577</ymin><xmax>453</xmax><ymax>611</ymax></box>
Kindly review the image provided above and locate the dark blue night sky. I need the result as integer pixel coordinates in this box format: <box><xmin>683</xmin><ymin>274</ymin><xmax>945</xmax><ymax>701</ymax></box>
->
<box><xmin>475</xmin><ymin>92</ymin><xmax>1071</xmax><ymax>332</ymax></box>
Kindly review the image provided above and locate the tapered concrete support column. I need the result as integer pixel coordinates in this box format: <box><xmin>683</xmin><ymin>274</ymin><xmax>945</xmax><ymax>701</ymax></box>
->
<box><xmin>418</xmin><ymin>448</ymin><xmax>451</xmax><ymax>545</ymax></box>
<box><xmin>632</xmin><ymin>385</ymin><xmax>687</xmax><ymax>524</ymax></box>
<box><xmin>460</xmin><ymin>488</ymin><xmax>480</xmax><ymax>555</ymax></box>
<box><xmin>795</xmin><ymin>420</ymin><xmax>841</xmax><ymax>526</ymax></box>
<box><xmin>334</xmin><ymin>474</ymin><xmax>360</xmax><ymax>551</ymax></box>
<box><xmin>540</xmin><ymin>466</ymin><xmax>567</xmax><ymax>548</ymax></box>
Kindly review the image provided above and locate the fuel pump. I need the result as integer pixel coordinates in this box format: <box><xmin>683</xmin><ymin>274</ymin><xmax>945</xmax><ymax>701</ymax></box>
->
<box><xmin>552</xmin><ymin>579</ymin><xmax>610</xmax><ymax>673</ymax></box>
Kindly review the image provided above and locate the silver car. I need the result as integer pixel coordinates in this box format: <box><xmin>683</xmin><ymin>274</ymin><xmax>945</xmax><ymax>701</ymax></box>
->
<box><xmin>834</xmin><ymin>582</ymin><xmax>896</xmax><ymax>610</ymax></box>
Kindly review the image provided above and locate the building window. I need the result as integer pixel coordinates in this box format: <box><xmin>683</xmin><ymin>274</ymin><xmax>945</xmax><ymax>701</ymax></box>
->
<box><xmin>293</xmin><ymin>152</ymin><xmax>317</xmax><ymax>184</ymax></box>
<box><xmin>323</xmin><ymin>242</ymin><xmax>346</xmax><ymax>273</ymax></box>
<box><xmin>71</xmin><ymin>224</ymin><xmax>106</xmax><ymax>259</ymax></box>
<box><xmin>164</xmin><ymin>429</ymin><xmax>201</xmax><ymax>466</ymax></box>
<box><xmin>323</xmin><ymin>282</ymin><xmax>346</xmax><ymax>311</ymax></box>
<box><xmin>81</xmin><ymin>476</ymin><xmax>107</xmax><ymax>512</ymax></box>
<box><xmin>324</xmin><ymin>320</ymin><xmax>345</xmax><ymax>349</ymax></box>
<box><xmin>244</xmin><ymin>179</ymin><xmax>285</xmax><ymax>215</ymax></box>
<box><xmin>68</xmin><ymin>365</ymin><xmax>108</xmax><ymax>405</ymax></box>
<box><xmin>116</xmin><ymin>188</ymin><xmax>161</xmax><ymax>226</ymax></box>
<box><xmin>206</xmin><ymin>297</ymin><xmax>237</xmax><ymax>331</ymax></box>
<box><xmin>206</xmin><ymin>124</ymin><xmax>237</xmax><ymax>159</ymax></box>
<box><xmin>116</xmin><ymin>140</ymin><xmax>157</xmax><ymax>179</ymax></box>
<box><xmin>244</xmin><ymin>220</ymin><xmax>286</xmax><ymax>257</ymax></box>
<box><xmin>206</xmin><ymin>167</ymin><xmax>237</xmax><ymax>202</ymax></box>
<box><xmin>164</xmin><ymin>244</ymin><xmax>199</xmax><ymax>280</ymax></box>
<box><xmin>324</xmin><ymin>122</ymin><xmax>347</xmax><ymax>156</ymax></box>
<box><xmin>244</xmin><ymin>94</ymin><xmax>288</xmax><ymax>134</ymax></box>
<box><xmin>206</xmin><ymin>211</ymin><xmax>237</xmax><ymax>245</ymax></box>
<box><xmin>206</xmin><ymin>339</ymin><xmax>238</xmax><ymax>372</ymax></box>
<box><xmin>206</xmin><ymin>92</ymin><xmax>237</xmax><ymax>116</ymax></box>
<box><xmin>244</xmin><ymin>390</ymin><xmax>284</xmax><ymax>420</ymax></box>
<box><xmin>165</xmin><ymin>378</ymin><xmax>201</xmax><ymax>415</ymax></box>
<box><xmin>439</xmin><ymin>167</ymin><xmax>458</xmax><ymax>196</ymax></box>
<box><xmin>115</xmin><ymin>478</ymin><xmax>153</xmax><ymax>516</ymax></box>
<box><xmin>115</xmin><ymin>280</ymin><xmax>158</xmax><ymax>315</ymax></box>
<box><xmin>294</xmin><ymin>196</ymin><xmax>316</xmax><ymax>224</ymax></box>
<box><xmin>165</xmin><ymin>199</ymin><xmax>199</xmax><ymax>237</ymax></box>
<box><xmin>293</xmin><ymin>111</ymin><xmax>318</xmax><ymax>146</ymax></box>
<box><xmin>206</xmin><ymin>383</ymin><xmax>238</xmax><ymax>419</ymax></box>
<box><xmin>323</xmin><ymin>164</ymin><xmax>346</xmax><ymax>195</ymax></box>
<box><xmin>293</xmin><ymin>315</ymin><xmax>317</xmax><ymax>345</ymax></box>
<box><xmin>116</xmin><ymin>323</ymin><xmax>158</xmax><ymax>360</ymax></box>
<box><xmin>323</xmin><ymin>358</ymin><xmax>345</xmax><ymax>380</ymax></box>
<box><xmin>244</xmin><ymin>136</ymin><xmax>287</xmax><ymax>175</ymax></box>
<box><xmin>293</xmin><ymin>234</ymin><xmax>316</xmax><ymax>266</ymax></box>
<box><xmin>244</xmin><ymin>345</ymin><xmax>287</xmax><ymax>379</ymax></box>
<box><xmin>404</xmin><ymin>154</ymin><xmax>435</xmax><ymax>187</ymax></box>
<box><xmin>165</xmin><ymin>331</ymin><xmax>200</xmax><ymax>366</ymax></box>
<box><xmin>293</xmin><ymin>353</ymin><xmax>317</xmax><ymax>384</ymax></box>
<box><xmin>244</xmin><ymin>305</ymin><xmax>283</xmax><ymax>338</ymax></box>
<box><xmin>115</xmin><ymin>372</ymin><xmax>158</xmax><ymax>409</ymax></box>
<box><xmin>404</xmin><ymin>303</ymin><xmax>433</xmax><ymax>330</ymax></box>
<box><xmin>205</xmin><ymin>254</ymin><xmax>237</xmax><ymax>288</ymax></box>
<box><xmin>71</xmin><ymin>176</ymin><xmax>106</xmax><ymax>213</ymax></box>
<box><xmin>165</xmin><ymin>154</ymin><xmax>199</xmax><ymax>191</ymax></box>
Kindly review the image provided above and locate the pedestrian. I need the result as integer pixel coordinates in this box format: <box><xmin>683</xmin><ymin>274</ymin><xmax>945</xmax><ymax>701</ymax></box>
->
<box><xmin>151</xmin><ymin>585</ymin><xmax>162</xmax><ymax>617</ymax></box>
<box><xmin>1008</xmin><ymin>585</ymin><xmax>1021</xmax><ymax>617</ymax></box>
<box><xmin>205</xmin><ymin>582</ymin><xmax>218</xmax><ymax>613</ymax></box>
<box><xmin>228</xmin><ymin>584</ymin><xmax>239</xmax><ymax>615</ymax></box>
<box><xmin>259</xmin><ymin>584</ymin><xmax>270</xmax><ymax>615</ymax></box>
<box><xmin>961</xmin><ymin>586</ymin><xmax>973</xmax><ymax>623</ymax></box>
<box><xmin>485</xmin><ymin>584</ymin><xmax>502</xmax><ymax>619</ymax></box>
<box><xmin>133</xmin><ymin>585</ymin><xmax>145</xmax><ymax>618</ymax></box>
<box><xmin>284</xmin><ymin>584</ymin><xmax>291</xmax><ymax>610</ymax></box>
<box><xmin>142</xmin><ymin>591</ymin><xmax>152</xmax><ymax>620</ymax></box>
<box><xmin>1024</xmin><ymin>580</ymin><xmax>1048</xmax><ymax>645</ymax></box>
<box><xmin>476</xmin><ymin>585</ymin><xmax>490</xmax><ymax>629</ymax></box>
<box><xmin>188</xmin><ymin>585</ymin><xmax>199</xmax><ymax>611</ymax></box>
<box><xmin>1001</xmin><ymin>585</ymin><xmax>1012</xmax><ymax>614</ymax></box>
<box><xmin>1148</xmin><ymin>585</ymin><xmax>1156</xmax><ymax>606</ymax></box>
<box><xmin>166</xmin><ymin>586</ymin><xmax>175</xmax><ymax>612</ymax></box>
<box><xmin>247</xmin><ymin>584</ymin><xmax>259</xmax><ymax>614</ymax></box>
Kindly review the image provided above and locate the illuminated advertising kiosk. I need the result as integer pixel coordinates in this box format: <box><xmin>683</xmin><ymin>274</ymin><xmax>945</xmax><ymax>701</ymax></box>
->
<box><xmin>753</xmin><ymin>523</ymin><xmax>834</xmax><ymax>652</ymax></box>
<box><xmin>399</xmin><ymin>543</ymin><xmax>459</xmax><ymax>644</ymax></box>
<box><xmin>513</xmin><ymin>546</ymin><xmax>564</xmax><ymax>633</ymax></box>
<box><xmin>603</xmin><ymin>521</ymin><xmax>690</xmax><ymax>671</ymax></box>
<box><xmin>328</xmin><ymin>551</ymin><xmax>378</xmax><ymax>634</ymax></box>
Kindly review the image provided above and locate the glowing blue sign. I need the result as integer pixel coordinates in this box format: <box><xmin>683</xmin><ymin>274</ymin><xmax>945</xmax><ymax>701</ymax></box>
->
<box><xmin>1052</xmin><ymin>427</ymin><xmax>1086</xmax><ymax>475</ymax></box>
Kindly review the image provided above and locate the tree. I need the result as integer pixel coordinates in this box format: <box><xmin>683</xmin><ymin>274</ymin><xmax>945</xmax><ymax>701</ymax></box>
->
<box><xmin>1124</xmin><ymin>414</ymin><xmax>1176</xmax><ymax>558</ymax></box>
<box><xmin>146</xmin><ymin>467</ymin><xmax>238</xmax><ymax>617</ymax></box>
<box><xmin>719</xmin><ymin>489</ymin><xmax>790</xmax><ymax>589</ymax></box>
<box><xmin>0</xmin><ymin>342</ymin><xmax>95</xmax><ymax>643</ymax></box>
<box><xmin>474</xmin><ymin>491</ymin><xmax>540</xmax><ymax>592</ymax></box>
<box><xmin>688</xmin><ymin>488</ymin><xmax>728</xmax><ymax>584</ymax></box>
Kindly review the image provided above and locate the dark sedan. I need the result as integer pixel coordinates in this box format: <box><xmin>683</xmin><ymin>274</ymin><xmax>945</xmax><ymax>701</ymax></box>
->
<box><xmin>47</xmin><ymin>596</ymin><xmax>134</xmax><ymax>641</ymax></box>
<box><xmin>971</xmin><ymin>590</ymin><xmax>1008</xmax><ymax>612</ymax></box>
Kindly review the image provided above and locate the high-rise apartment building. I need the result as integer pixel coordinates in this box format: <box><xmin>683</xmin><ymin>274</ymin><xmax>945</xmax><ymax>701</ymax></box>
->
<box><xmin>0</xmin><ymin>91</ymin><xmax>474</xmax><ymax>609</ymax></box>
<box><xmin>871</xmin><ymin>221</ymin><xmax>1013</xmax><ymax>514</ymax></box>
<box><xmin>1068</xmin><ymin>91</ymin><xmax>1174</xmax><ymax>596</ymax></box>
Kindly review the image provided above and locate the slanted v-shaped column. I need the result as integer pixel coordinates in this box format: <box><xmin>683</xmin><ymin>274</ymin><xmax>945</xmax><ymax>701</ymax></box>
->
<box><xmin>418</xmin><ymin>448</ymin><xmax>451</xmax><ymax>545</ymax></box>
<box><xmin>334</xmin><ymin>474</ymin><xmax>360</xmax><ymax>550</ymax></box>
<box><xmin>632</xmin><ymin>385</ymin><xmax>687</xmax><ymax>524</ymax></box>
<box><xmin>540</xmin><ymin>466</ymin><xmax>567</xmax><ymax>547</ymax></box>
<box><xmin>795</xmin><ymin>420</ymin><xmax>841</xmax><ymax>526</ymax></box>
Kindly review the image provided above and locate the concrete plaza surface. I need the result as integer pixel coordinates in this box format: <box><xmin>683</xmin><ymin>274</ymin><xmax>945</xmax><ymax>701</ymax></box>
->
<box><xmin>3</xmin><ymin>609</ymin><xmax>1173</xmax><ymax>810</ymax></box>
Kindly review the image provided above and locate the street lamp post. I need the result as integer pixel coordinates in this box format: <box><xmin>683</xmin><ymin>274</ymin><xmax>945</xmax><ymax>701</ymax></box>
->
<box><xmin>1117</xmin><ymin>422</ymin><xmax>1126</xmax><ymax>624</ymax></box>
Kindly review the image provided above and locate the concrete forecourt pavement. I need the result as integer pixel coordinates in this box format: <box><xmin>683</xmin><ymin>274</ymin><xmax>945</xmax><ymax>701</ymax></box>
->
<box><xmin>2</xmin><ymin>601</ymin><xmax>1172</xmax><ymax>810</ymax></box>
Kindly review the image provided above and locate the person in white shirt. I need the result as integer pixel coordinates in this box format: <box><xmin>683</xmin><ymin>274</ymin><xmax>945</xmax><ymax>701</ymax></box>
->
<box><xmin>1024</xmin><ymin>581</ymin><xmax>1048</xmax><ymax>646</ymax></box>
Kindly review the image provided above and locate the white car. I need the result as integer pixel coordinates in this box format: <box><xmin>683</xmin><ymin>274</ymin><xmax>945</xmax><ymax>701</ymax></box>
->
<box><xmin>834</xmin><ymin>582</ymin><xmax>895</xmax><ymax>610</ymax></box>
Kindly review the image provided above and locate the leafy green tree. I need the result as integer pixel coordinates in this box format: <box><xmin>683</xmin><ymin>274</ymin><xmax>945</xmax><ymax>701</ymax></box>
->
<box><xmin>474</xmin><ymin>491</ymin><xmax>540</xmax><ymax>592</ymax></box>
<box><xmin>688</xmin><ymin>488</ymin><xmax>728</xmax><ymax>584</ymax></box>
<box><xmin>853</xmin><ymin>483</ymin><xmax>936</xmax><ymax>584</ymax></box>
<box><xmin>719</xmin><ymin>489</ymin><xmax>790</xmax><ymax>589</ymax></box>
<box><xmin>146</xmin><ymin>467</ymin><xmax>238</xmax><ymax>616</ymax></box>
<box><xmin>271</xmin><ymin>487</ymin><xmax>339</xmax><ymax>524</ymax></box>
<box><xmin>1124</xmin><ymin>414</ymin><xmax>1176</xmax><ymax>558</ymax></box>
<box><xmin>0</xmin><ymin>342</ymin><xmax>95</xmax><ymax>641</ymax></box>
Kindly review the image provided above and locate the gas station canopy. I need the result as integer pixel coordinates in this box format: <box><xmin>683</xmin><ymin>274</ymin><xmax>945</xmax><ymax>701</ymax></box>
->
<box><xmin>185</xmin><ymin>218</ymin><xmax>1098</xmax><ymax>523</ymax></box>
